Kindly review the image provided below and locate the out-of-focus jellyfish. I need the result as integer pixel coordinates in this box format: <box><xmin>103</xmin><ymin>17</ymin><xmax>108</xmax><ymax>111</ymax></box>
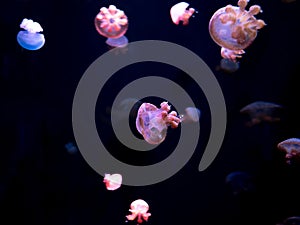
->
<box><xmin>94</xmin><ymin>5</ymin><xmax>129</xmax><ymax>47</ymax></box>
<box><xmin>209</xmin><ymin>0</ymin><xmax>266</xmax><ymax>62</ymax></box>
<box><xmin>179</xmin><ymin>107</ymin><xmax>201</xmax><ymax>123</ymax></box>
<box><xmin>277</xmin><ymin>216</ymin><xmax>300</xmax><ymax>225</ymax></box>
<box><xmin>17</xmin><ymin>18</ymin><xmax>45</xmax><ymax>50</ymax></box>
<box><xmin>281</xmin><ymin>0</ymin><xmax>296</xmax><ymax>3</ymax></box>
<box><xmin>126</xmin><ymin>199</ymin><xmax>151</xmax><ymax>224</ymax></box>
<box><xmin>170</xmin><ymin>2</ymin><xmax>196</xmax><ymax>25</ymax></box>
<box><xmin>64</xmin><ymin>142</ymin><xmax>78</xmax><ymax>154</ymax></box>
<box><xmin>136</xmin><ymin>101</ymin><xmax>181</xmax><ymax>145</ymax></box>
<box><xmin>225</xmin><ymin>171</ymin><xmax>256</xmax><ymax>196</ymax></box>
<box><xmin>277</xmin><ymin>138</ymin><xmax>300</xmax><ymax>165</ymax></box>
<box><xmin>103</xmin><ymin>173</ymin><xmax>122</xmax><ymax>191</ymax></box>
<box><xmin>219</xmin><ymin>58</ymin><xmax>240</xmax><ymax>73</ymax></box>
<box><xmin>240</xmin><ymin>101</ymin><xmax>282</xmax><ymax>127</ymax></box>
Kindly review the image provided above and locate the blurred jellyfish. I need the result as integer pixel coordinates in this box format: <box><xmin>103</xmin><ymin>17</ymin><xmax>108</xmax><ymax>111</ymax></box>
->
<box><xmin>136</xmin><ymin>101</ymin><xmax>181</xmax><ymax>145</ymax></box>
<box><xmin>277</xmin><ymin>216</ymin><xmax>300</xmax><ymax>225</ymax></box>
<box><xmin>94</xmin><ymin>5</ymin><xmax>129</xmax><ymax>47</ymax></box>
<box><xmin>103</xmin><ymin>173</ymin><xmax>122</xmax><ymax>191</ymax></box>
<box><xmin>240</xmin><ymin>101</ymin><xmax>282</xmax><ymax>127</ymax></box>
<box><xmin>170</xmin><ymin>2</ymin><xmax>196</xmax><ymax>25</ymax></box>
<box><xmin>219</xmin><ymin>58</ymin><xmax>240</xmax><ymax>73</ymax></box>
<box><xmin>64</xmin><ymin>142</ymin><xmax>78</xmax><ymax>154</ymax></box>
<box><xmin>111</xmin><ymin>98</ymin><xmax>141</xmax><ymax>122</ymax></box>
<box><xmin>277</xmin><ymin>138</ymin><xmax>300</xmax><ymax>165</ymax></box>
<box><xmin>126</xmin><ymin>199</ymin><xmax>151</xmax><ymax>224</ymax></box>
<box><xmin>179</xmin><ymin>107</ymin><xmax>201</xmax><ymax>123</ymax></box>
<box><xmin>225</xmin><ymin>171</ymin><xmax>256</xmax><ymax>196</ymax></box>
<box><xmin>17</xmin><ymin>18</ymin><xmax>45</xmax><ymax>50</ymax></box>
<box><xmin>209</xmin><ymin>0</ymin><xmax>266</xmax><ymax>62</ymax></box>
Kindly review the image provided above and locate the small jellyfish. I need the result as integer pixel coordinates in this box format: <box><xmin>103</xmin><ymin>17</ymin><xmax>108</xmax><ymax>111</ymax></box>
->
<box><xmin>225</xmin><ymin>171</ymin><xmax>256</xmax><ymax>196</ymax></box>
<box><xmin>135</xmin><ymin>101</ymin><xmax>181</xmax><ymax>145</ymax></box>
<box><xmin>179</xmin><ymin>107</ymin><xmax>201</xmax><ymax>123</ymax></box>
<box><xmin>218</xmin><ymin>58</ymin><xmax>240</xmax><ymax>73</ymax></box>
<box><xmin>277</xmin><ymin>138</ymin><xmax>300</xmax><ymax>165</ymax></box>
<box><xmin>94</xmin><ymin>5</ymin><xmax>129</xmax><ymax>47</ymax></box>
<box><xmin>277</xmin><ymin>216</ymin><xmax>300</xmax><ymax>225</ymax></box>
<box><xmin>209</xmin><ymin>0</ymin><xmax>266</xmax><ymax>62</ymax></box>
<box><xmin>17</xmin><ymin>18</ymin><xmax>45</xmax><ymax>50</ymax></box>
<box><xmin>64</xmin><ymin>142</ymin><xmax>78</xmax><ymax>154</ymax></box>
<box><xmin>170</xmin><ymin>2</ymin><xmax>195</xmax><ymax>25</ymax></box>
<box><xmin>103</xmin><ymin>173</ymin><xmax>122</xmax><ymax>191</ymax></box>
<box><xmin>126</xmin><ymin>199</ymin><xmax>151</xmax><ymax>224</ymax></box>
<box><xmin>240</xmin><ymin>101</ymin><xmax>282</xmax><ymax>127</ymax></box>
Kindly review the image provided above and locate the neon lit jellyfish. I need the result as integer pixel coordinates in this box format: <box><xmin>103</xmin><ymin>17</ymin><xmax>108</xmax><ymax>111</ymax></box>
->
<box><xmin>103</xmin><ymin>173</ymin><xmax>122</xmax><ymax>191</ymax></box>
<box><xmin>94</xmin><ymin>5</ymin><xmax>129</xmax><ymax>47</ymax></box>
<box><xmin>126</xmin><ymin>199</ymin><xmax>151</xmax><ymax>224</ymax></box>
<box><xmin>225</xmin><ymin>171</ymin><xmax>255</xmax><ymax>196</ymax></box>
<box><xmin>209</xmin><ymin>0</ymin><xmax>266</xmax><ymax>62</ymax></box>
<box><xmin>17</xmin><ymin>18</ymin><xmax>45</xmax><ymax>50</ymax></box>
<box><xmin>170</xmin><ymin>2</ymin><xmax>196</xmax><ymax>25</ymax></box>
<box><xmin>240</xmin><ymin>101</ymin><xmax>282</xmax><ymax>127</ymax></box>
<box><xmin>277</xmin><ymin>138</ymin><xmax>300</xmax><ymax>165</ymax></box>
<box><xmin>179</xmin><ymin>107</ymin><xmax>201</xmax><ymax>123</ymax></box>
<box><xmin>136</xmin><ymin>101</ymin><xmax>181</xmax><ymax>145</ymax></box>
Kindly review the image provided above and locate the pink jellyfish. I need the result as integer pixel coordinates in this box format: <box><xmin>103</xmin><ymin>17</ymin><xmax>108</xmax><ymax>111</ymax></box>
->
<box><xmin>135</xmin><ymin>101</ymin><xmax>181</xmax><ymax>145</ymax></box>
<box><xmin>126</xmin><ymin>199</ymin><xmax>151</xmax><ymax>224</ymax></box>
<box><xmin>94</xmin><ymin>5</ymin><xmax>128</xmax><ymax>47</ymax></box>
<box><xmin>209</xmin><ymin>0</ymin><xmax>266</xmax><ymax>62</ymax></box>
<box><xmin>277</xmin><ymin>138</ymin><xmax>300</xmax><ymax>165</ymax></box>
<box><xmin>103</xmin><ymin>173</ymin><xmax>122</xmax><ymax>191</ymax></box>
<box><xmin>170</xmin><ymin>2</ymin><xmax>195</xmax><ymax>25</ymax></box>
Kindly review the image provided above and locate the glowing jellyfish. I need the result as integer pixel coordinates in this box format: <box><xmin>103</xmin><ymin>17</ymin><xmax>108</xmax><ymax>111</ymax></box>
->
<box><xmin>170</xmin><ymin>2</ymin><xmax>195</xmax><ymax>25</ymax></box>
<box><xmin>103</xmin><ymin>173</ymin><xmax>122</xmax><ymax>191</ymax></box>
<box><xmin>240</xmin><ymin>101</ymin><xmax>282</xmax><ymax>127</ymax></box>
<box><xmin>126</xmin><ymin>199</ymin><xmax>151</xmax><ymax>224</ymax></box>
<box><xmin>17</xmin><ymin>18</ymin><xmax>45</xmax><ymax>50</ymax></box>
<box><xmin>94</xmin><ymin>5</ymin><xmax>129</xmax><ymax>47</ymax></box>
<box><xmin>209</xmin><ymin>0</ymin><xmax>266</xmax><ymax>62</ymax></box>
<box><xmin>277</xmin><ymin>138</ymin><xmax>300</xmax><ymax>165</ymax></box>
<box><xmin>179</xmin><ymin>107</ymin><xmax>201</xmax><ymax>123</ymax></box>
<box><xmin>136</xmin><ymin>101</ymin><xmax>181</xmax><ymax>145</ymax></box>
<box><xmin>225</xmin><ymin>171</ymin><xmax>255</xmax><ymax>196</ymax></box>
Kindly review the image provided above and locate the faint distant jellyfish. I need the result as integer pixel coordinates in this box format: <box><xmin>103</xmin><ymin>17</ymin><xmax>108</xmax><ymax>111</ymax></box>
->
<box><xmin>277</xmin><ymin>138</ymin><xmax>300</xmax><ymax>165</ymax></box>
<box><xmin>219</xmin><ymin>58</ymin><xmax>240</xmax><ymax>73</ymax></box>
<box><xmin>240</xmin><ymin>101</ymin><xmax>282</xmax><ymax>127</ymax></box>
<box><xmin>225</xmin><ymin>171</ymin><xmax>255</xmax><ymax>196</ymax></box>
<box><xmin>94</xmin><ymin>5</ymin><xmax>129</xmax><ymax>47</ymax></box>
<box><xmin>277</xmin><ymin>216</ymin><xmax>300</xmax><ymax>225</ymax></box>
<box><xmin>126</xmin><ymin>199</ymin><xmax>151</xmax><ymax>224</ymax></box>
<box><xmin>170</xmin><ymin>2</ymin><xmax>195</xmax><ymax>25</ymax></box>
<box><xmin>179</xmin><ymin>107</ymin><xmax>201</xmax><ymax>123</ymax></box>
<box><xmin>209</xmin><ymin>0</ymin><xmax>266</xmax><ymax>61</ymax></box>
<box><xmin>17</xmin><ymin>18</ymin><xmax>45</xmax><ymax>50</ymax></box>
<box><xmin>136</xmin><ymin>101</ymin><xmax>181</xmax><ymax>145</ymax></box>
<box><xmin>103</xmin><ymin>173</ymin><xmax>122</xmax><ymax>190</ymax></box>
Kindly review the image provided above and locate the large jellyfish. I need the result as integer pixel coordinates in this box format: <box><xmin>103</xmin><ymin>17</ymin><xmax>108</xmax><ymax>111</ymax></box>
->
<box><xmin>209</xmin><ymin>0</ymin><xmax>266</xmax><ymax>62</ymax></box>
<box><xmin>17</xmin><ymin>18</ymin><xmax>45</xmax><ymax>50</ymax></box>
<box><xmin>135</xmin><ymin>101</ymin><xmax>181</xmax><ymax>145</ymax></box>
<box><xmin>103</xmin><ymin>173</ymin><xmax>122</xmax><ymax>191</ymax></box>
<box><xmin>240</xmin><ymin>101</ymin><xmax>282</xmax><ymax>127</ymax></box>
<box><xmin>170</xmin><ymin>2</ymin><xmax>196</xmax><ymax>25</ymax></box>
<box><xmin>277</xmin><ymin>138</ymin><xmax>300</xmax><ymax>165</ymax></box>
<box><xmin>126</xmin><ymin>199</ymin><xmax>151</xmax><ymax>224</ymax></box>
<box><xmin>94</xmin><ymin>5</ymin><xmax>129</xmax><ymax>47</ymax></box>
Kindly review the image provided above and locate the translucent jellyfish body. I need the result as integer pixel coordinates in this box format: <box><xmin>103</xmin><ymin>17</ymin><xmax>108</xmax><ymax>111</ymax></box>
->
<box><xmin>126</xmin><ymin>199</ymin><xmax>151</xmax><ymax>224</ymax></box>
<box><xmin>179</xmin><ymin>107</ymin><xmax>201</xmax><ymax>123</ymax></box>
<box><xmin>209</xmin><ymin>0</ymin><xmax>266</xmax><ymax>61</ymax></box>
<box><xmin>94</xmin><ymin>5</ymin><xmax>129</xmax><ymax>47</ymax></box>
<box><xmin>277</xmin><ymin>138</ymin><xmax>300</xmax><ymax>165</ymax></box>
<box><xmin>103</xmin><ymin>173</ymin><xmax>122</xmax><ymax>190</ymax></box>
<box><xmin>170</xmin><ymin>2</ymin><xmax>195</xmax><ymax>25</ymax></box>
<box><xmin>17</xmin><ymin>18</ymin><xmax>45</xmax><ymax>50</ymax></box>
<box><xmin>135</xmin><ymin>101</ymin><xmax>181</xmax><ymax>145</ymax></box>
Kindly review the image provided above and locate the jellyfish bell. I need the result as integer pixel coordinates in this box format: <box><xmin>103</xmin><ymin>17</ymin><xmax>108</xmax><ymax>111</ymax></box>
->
<box><xmin>17</xmin><ymin>18</ymin><xmax>45</xmax><ymax>50</ymax></box>
<box><xmin>103</xmin><ymin>173</ymin><xmax>122</xmax><ymax>191</ymax></box>
<box><xmin>219</xmin><ymin>58</ymin><xmax>240</xmax><ymax>73</ymax></box>
<box><xmin>277</xmin><ymin>138</ymin><xmax>300</xmax><ymax>165</ymax></box>
<box><xmin>94</xmin><ymin>5</ymin><xmax>129</xmax><ymax>47</ymax></box>
<box><xmin>126</xmin><ymin>199</ymin><xmax>151</xmax><ymax>224</ymax></box>
<box><xmin>179</xmin><ymin>107</ymin><xmax>201</xmax><ymax>123</ymax></box>
<box><xmin>170</xmin><ymin>2</ymin><xmax>196</xmax><ymax>25</ymax></box>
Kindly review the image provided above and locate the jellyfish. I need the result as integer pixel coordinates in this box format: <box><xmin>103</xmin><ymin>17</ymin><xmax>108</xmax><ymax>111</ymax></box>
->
<box><xmin>277</xmin><ymin>216</ymin><xmax>300</xmax><ymax>225</ymax></box>
<box><xmin>103</xmin><ymin>173</ymin><xmax>122</xmax><ymax>191</ymax></box>
<box><xmin>94</xmin><ymin>5</ymin><xmax>129</xmax><ymax>47</ymax></box>
<box><xmin>225</xmin><ymin>171</ymin><xmax>256</xmax><ymax>196</ymax></box>
<box><xmin>209</xmin><ymin>0</ymin><xmax>266</xmax><ymax>62</ymax></box>
<box><xmin>218</xmin><ymin>58</ymin><xmax>240</xmax><ymax>73</ymax></box>
<box><xmin>240</xmin><ymin>101</ymin><xmax>282</xmax><ymax>127</ymax></box>
<box><xmin>126</xmin><ymin>199</ymin><xmax>151</xmax><ymax>224</ymax></box>
<box><xmin>135</xmin><ymin>101</ymin><xmax>181</xmax><ymax>145</ymax></box>
<box><xmin>178</xmin><ymin>107</ymin><xmax>201</xmax><ymax>123</ymax></box>
<box><xmin>16</xmin><ymin>18</ymin><xmax>45</xmax><ymax>50</ymax></box>
<box><xmin>170</xmin><ymin>2</ymin><xmax>195</xmax><ymax>25</ymax></box>
<box><xmin>277</xmin><ymin>138</ymin><xmax>300</xmax><ymax>165</ymax></box>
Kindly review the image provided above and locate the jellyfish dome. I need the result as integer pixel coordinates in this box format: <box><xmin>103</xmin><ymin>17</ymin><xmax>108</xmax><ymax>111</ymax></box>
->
<box><xmin>17</xmin><ymin>18</ymin><xmax>45</xmax><ymax>50</ymax></box>
<box><xmin>94</xmin><ymin>5</ymin><xmax>129</xmax><ymax>47</ymax></box>
<box><xmin>209</xmin><ymin>0</ymin><xmax>266</xmax><ymax>61</ymax></box>
<box><xmin>170</xmin><ymin>2</ymin><xmax>195</xmax><ymax>25</ymax></box>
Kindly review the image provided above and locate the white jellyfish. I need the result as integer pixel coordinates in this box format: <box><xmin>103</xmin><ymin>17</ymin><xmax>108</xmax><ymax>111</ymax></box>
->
<box><xmin>170</xmin><ymin>2</ymin><xmax>196</xmax><ymax>25</ymax></box>
<box><xmin>103</xmin><ymin>173</ymin><xmax>122</xmax><ymax>191</ymax></box>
